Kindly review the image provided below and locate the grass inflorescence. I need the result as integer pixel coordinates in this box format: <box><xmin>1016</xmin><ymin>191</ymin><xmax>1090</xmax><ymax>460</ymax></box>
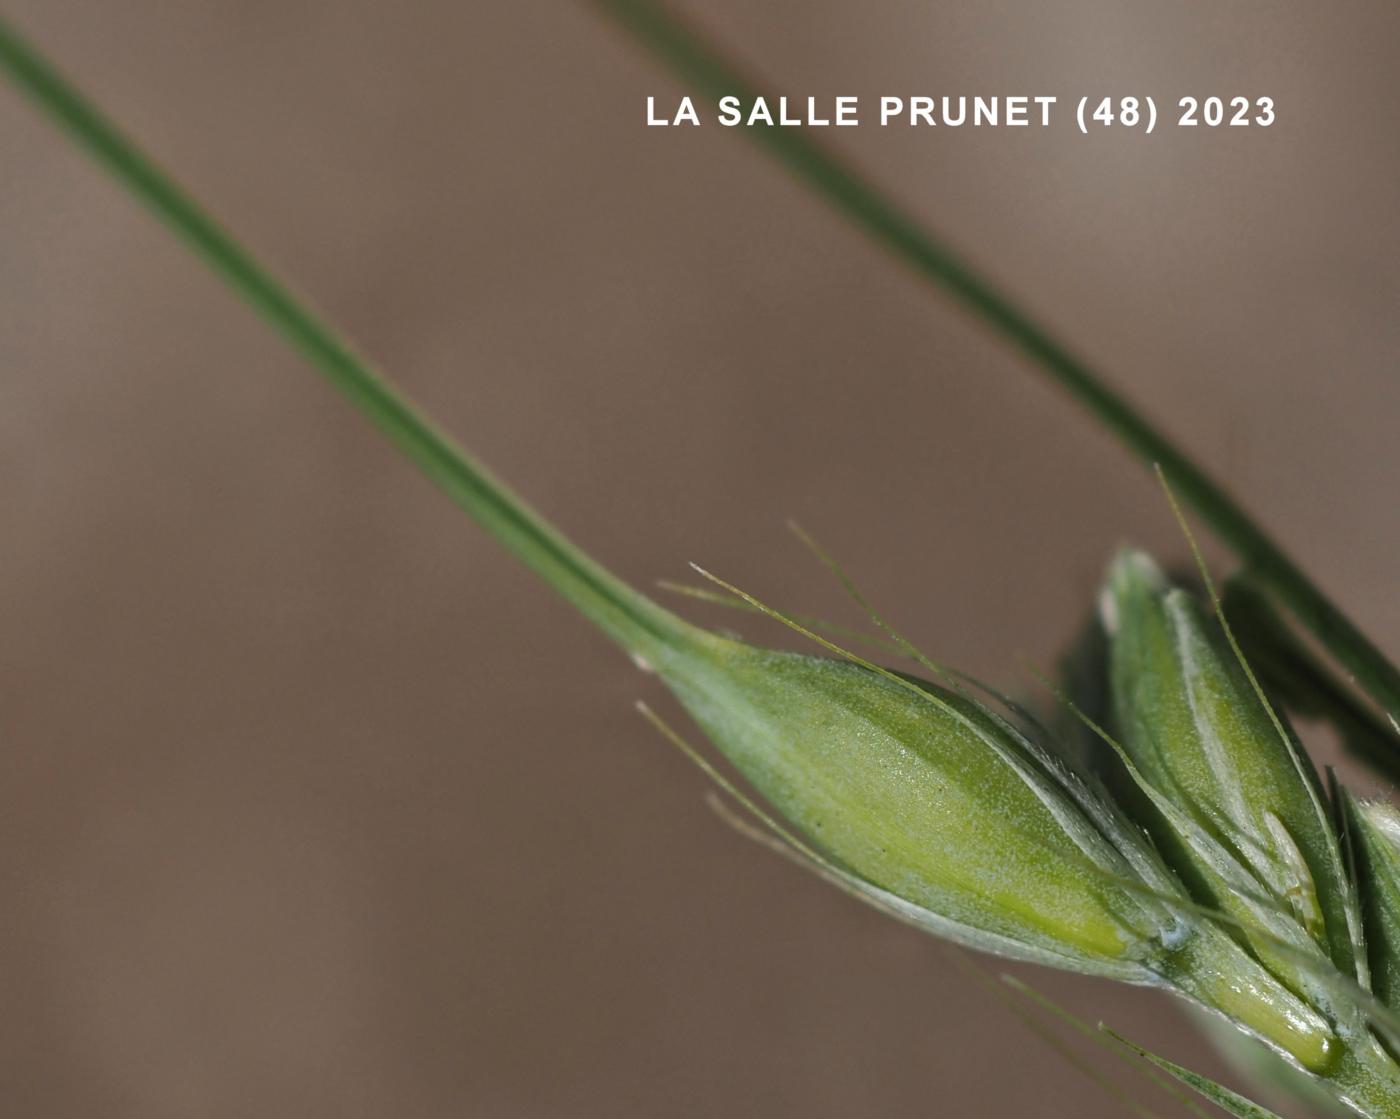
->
<box><xmin>3</xmin><ymin>5</ymin><xmax>1400</xmax><ymax>1116</ymax></box>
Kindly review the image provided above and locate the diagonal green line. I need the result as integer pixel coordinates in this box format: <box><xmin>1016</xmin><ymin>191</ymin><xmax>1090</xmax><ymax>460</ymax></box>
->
<box><xmin>587</xmin><ymin>0</ymin><xmax>1400</xmax><ymax>756</ymax></box>
<box><xmin>0</xmin><ymin>12</ymin><xmax>689</xmax><ymax>658</ymax></box>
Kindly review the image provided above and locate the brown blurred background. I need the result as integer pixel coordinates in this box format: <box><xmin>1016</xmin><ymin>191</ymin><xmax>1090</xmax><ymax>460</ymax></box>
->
<box><xmin>3</xmin><ymin>2</ymin><xmax>1398</xmax><ymax>1116</ymax></box>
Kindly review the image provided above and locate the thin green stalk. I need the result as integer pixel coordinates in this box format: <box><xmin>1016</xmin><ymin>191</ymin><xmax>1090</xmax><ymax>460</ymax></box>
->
<box><xmin>0</xmin><ymin>15</ymin><xmax>694</xmax><ymax>662</ymax></box>
<box><xmin>587</xmin><ymin>0</ymin><xmax>1400</xmax><ymax>742</ymax></box>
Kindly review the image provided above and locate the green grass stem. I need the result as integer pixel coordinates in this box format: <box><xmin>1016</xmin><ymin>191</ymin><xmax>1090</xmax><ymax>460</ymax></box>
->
<box><xmin>0</xmin><ymin>14</ymin><xmax>693</xmax><ymax>661</ymax></box>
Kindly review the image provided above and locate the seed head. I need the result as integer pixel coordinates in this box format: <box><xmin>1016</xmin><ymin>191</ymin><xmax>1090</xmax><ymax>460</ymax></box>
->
<box><xmin>652</xmin><ymin>632</ymin><xmax>1175</xmax><ymax>979</ymax></box>
<box><xmin>1101</xmin><ymin>549</ymin><xmax>1363</xmax><ymax>1035</ymax></box>
<box><xmin>647</xmin><ymin>620</ymin><xmax>1341</xmax><ymax>1075</ymax></box>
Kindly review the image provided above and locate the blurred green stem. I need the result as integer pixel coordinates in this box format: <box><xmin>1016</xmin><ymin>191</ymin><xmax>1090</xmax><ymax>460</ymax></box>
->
<box><xmin>588</xmin><ymin>0</ymin><xmax>1400</xmax><ymax>748</ymax></box>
